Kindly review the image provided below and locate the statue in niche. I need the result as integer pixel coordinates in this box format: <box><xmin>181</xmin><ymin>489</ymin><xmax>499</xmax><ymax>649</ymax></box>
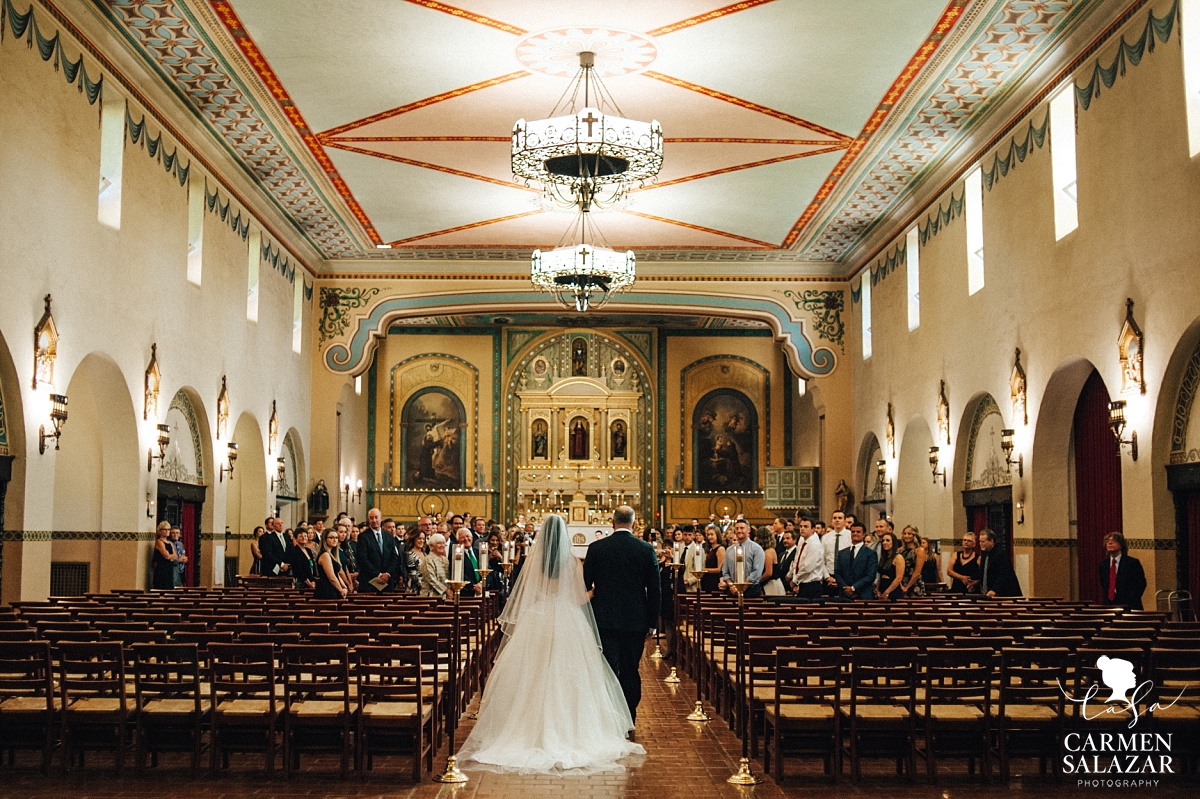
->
<box><xmin>531</xmin><ymin>419</ymin><xmax>548</xmax><ymax>460</ymax></box>
<box><xmin>572</xmin><ymin>338</ymin><xmax>588</xmax><ymax>376</ymax></box>
<box><xmin>611</xmin><ymin>420</ymin><xmax>628</xmax><ymax>460</ymax></box>
<box><xmin>569</xmin><ymin>418</ymin><xmax>589</xmax><ymax>460</ymax></box>
<box><xmin>835</xmin><ymin>480</ymin><xmax>852</xmax><ymax>513</ymax></box>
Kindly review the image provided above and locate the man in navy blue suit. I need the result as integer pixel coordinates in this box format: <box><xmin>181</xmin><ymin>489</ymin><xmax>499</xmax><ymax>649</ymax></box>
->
<box><xmin>833</xmin><ymin>522</ymin><xmax>878</xmax><ymax>600</ymax></box>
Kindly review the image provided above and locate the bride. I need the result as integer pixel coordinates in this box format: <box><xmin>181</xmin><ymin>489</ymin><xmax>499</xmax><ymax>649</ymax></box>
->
<box><xmin>456</xmin><ymin>514</ymin><xmax>645</xmax><ymax>774</ymax></box>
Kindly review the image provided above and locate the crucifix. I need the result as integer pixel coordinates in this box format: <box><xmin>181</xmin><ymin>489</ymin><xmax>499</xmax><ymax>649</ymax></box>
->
<box><xmin>581</xmin><ymin>111</ymin><xmax>599</xmax><ymax>137</ymax></box>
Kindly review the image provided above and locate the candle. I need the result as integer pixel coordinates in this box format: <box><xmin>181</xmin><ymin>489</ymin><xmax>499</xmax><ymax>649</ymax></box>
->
<box><xmin>477</xmin><ymin>539</ymin><xmax>487</xmax><ymax>567</ymax></box>
<box><xmin>502</xmin><ymin>542</ymin><xmax>511</xmax><ymax>564</ymax></box>
<box><xmin>693</xmin><ymin>544</ymin><xmax>705</xmax><ymax>573</ymax></box>
<box><xmin>735</xmin><ymin>545</ymin><xmax>745</xmax><ymax>584</ymax></box>
<box><xmin>672</xmin><ymin>541</ymin><xmax>683</xmax><ymax>565</ymax></box>
<box><xmin>452</xmin><ymin>545</ymin><xmax>464</xmax><ymax>583</ymax></box>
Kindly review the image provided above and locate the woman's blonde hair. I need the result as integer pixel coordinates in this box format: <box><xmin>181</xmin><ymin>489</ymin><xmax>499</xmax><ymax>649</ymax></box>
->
<box><xmin>156</xmin><ymin>520</ymin><xmax>171</xmax><ymax>536</ymax></box>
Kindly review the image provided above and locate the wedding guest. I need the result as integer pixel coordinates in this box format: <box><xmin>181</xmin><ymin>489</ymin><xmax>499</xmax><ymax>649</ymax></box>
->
<box><xmin>821</xmin><ymin>511</ymin><xmax>852</xmax><ymax>594</ymax></box>
<box><xmin>383</xmin><ymin>517</ymin><xmax>408</xmax><ymax>591</ymax></box>
<box><xmin>314</xmin><ymin>527</ymin><xmax>349</xmax><ymax>599</ymax></box>
<box><xmin>701</xmin><ymin>525</ymin><xmax>724</xmax><ymax>592</ymax></box>
<box><xmin>404</xmin><ymin>528</ymin><xmax>426</xmax><ymax>593</ymax></box>
<box><xmin>921</xmin><ymin>537</ymin><xmax>944</xmax><ymax>589</ymax></box>
<box><xmin>420</xmin><ymin>533</ymin><xmax>449</xmax><ymax>598</ymax></box>
<box><xmin>456</xmin><ymin>527</ymin><xmax>483</xmax><ymax>597</ymax></box>
<box><xmin>259</xmin><ymin>516</ymin><xmax>292</xmax><ymax>578</ymax></box>
<box><xmin>1100</xmin><ymin>531</ymin><xmax>1147</xmax><ymax>610</ymax></box>
<box><xmin>978</xmin><ymin>529</ymin><xmax>1022</xmax><ymax>597</ymax></box>
<box><xmin>946</xmin><ymin>531</ymin><xmax>981</xmax><ymax>593</ymax></box>
<box><xmin>681</xmin><ymin>525</ymin><xmax>705</xmax><ymax>593</ymax></box>
<box><xmin>755</xmin><ymin>525</ymin><xmax>784</xmax><ymax>596</ymax></box>
<box><xmin>876</xmin><ymin>532</ymin><xmax>905</xmax><ymax>601</ymax></box>
<box><xmin>775</xmin><ymin>530</ymin><xmax>799</xmax><ymax>593</ymax></box>
<box><xmin>358</xmin><ymin>508</ymin><xmax>398</xmax><ymax>594</ymax></box>
<box><xmin>170</xmin><ymin>526</ymin><xmax>188</xmax><ymax>587</ymax></box>
<box><xmin>151</xmin><ymin>521</ymin><xmax>178</xmax><ymax>590</ymax></box>
<box><xmin>338</xmin><ymin>520</ymin><xmax>358</xmax><ymax>592</ymax></box>
<box><xmin>833</xmin><ymin>523</ymin><xmax>878</xmax><ymax>600</ymax></box>
<box><xmin>787</xmin><ymin>519</ymin><xmax>826</xmax><ymax>599</ymax></box>
<box><xmin>249</xmin><ymin>525</ymin><xmax>265</xmax><ymax>575</ymax></box>
<box><xmin>290</xmin><ymin>528</ymin><xmax>317</xmax><ymax>592</ymax></box>
<box><xmin>718</xmin><ymin>520</ymin><xmax>764</xmax><ymax>598</ymax></box>
<box><xmin>485</xmin><ymin>532</ymin><xmax>504</xmax><ymax>594</ymax></box>
<box><xmin>899</xmin><ymin>525</ymin><xmax>927</xmax><ymax>597</ymax></box>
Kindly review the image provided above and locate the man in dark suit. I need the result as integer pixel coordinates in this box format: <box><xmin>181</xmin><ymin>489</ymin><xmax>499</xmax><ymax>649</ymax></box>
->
<box><xmin>357</xmin><ymin>507</ymin><xmax>398</xmax><ymax>593</ymax></box>
<box><xmin>1098</xmin><ymin>531</ymin><xmax>1147</xmax><ymax>609</ymax></box>
<box><xmin>833</xmin><ymin>523</ymin><xmax>879</xmax><ymax>599</ymax></box>
<box><xmin>455</xmin><ymin>527</ymin><xmax>483</xmax><ymax>598</ymax></box>
<box><xmin>978</xmin><ymin>529</ymin><xmax>1022</xmax><ymax>597</ymax></box>
<box><xmin>775</xmin><ymin>529</ymin><xmax>799</xmax><ymax>593</ymax></box>
<box><xmin>583</xmin><ymin>505</ymin><xmax>660</xmax><ymax>727</ymax></box>
<box><xmin>258</xmin><ymin>516</ymin><xmax>292</xmax><ymax>578</ymax></box>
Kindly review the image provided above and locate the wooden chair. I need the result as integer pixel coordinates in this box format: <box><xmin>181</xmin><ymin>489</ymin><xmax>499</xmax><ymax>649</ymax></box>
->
<box><xmin>745</xmin><ymin>633</ymin><xmax>805</xmax><ymax>759</ymax></box>
<box><xmin>1147</xmin><ymin>648</ymin><xmax>1200</xmax><ymax>771</ymax></box>
<box><xmin>131</xmin><ymin>643</ymin><xmax>206</xmax><ymax>775</ymax></box>
<box><xmin>1071</xmin><ymin>647</ymin><xmax>1146</xmax><ymax>733</ymax></box>
<box><xmin>0</xmin><ymin>641</ymin><xmax>57</xmax><ymax>773</ymax></box>
<box><xmin>763</xmin><ymin>647</ymin><xmax>841</xmax><ymax>783</ymax></box>
<box><xmin>58</xmin><ymin>642</ymin><xmax>133</xmax><ymax>774</ymax></box>
<box><xmin>377</xmin><ymin>633</ymin><xmax>444</xmax><ymax>745</ymax></box>
<box><xmin>921</xmin><ymin>647</ymin><xmax>993</xmax><ymax>782</ymax></box>
<box><xmin>281</xmin><ymin>644</ymin><xmax>353</xmax><ymax>777</ymax></box>
<box><xmin>356</xmin><ymin>645</ymin><xmax>433</xmax><ymax>779</ymax></box>
<box><xmin>996</xmin><ymin>647</ymin><xmax>1069</xmax><ymax>782</ymax></box>
<box><xmin>209</xmin><ymin>643</ymin><xmax>278</xmax><ymax>775</ymax></box>
<box><xmin>841</xmin><ymin>647</ymin><xmax>919</xmax><ymax>783</ymax></box>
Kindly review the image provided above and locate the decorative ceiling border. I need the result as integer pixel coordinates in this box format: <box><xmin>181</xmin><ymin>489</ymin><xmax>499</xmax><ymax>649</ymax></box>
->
<box><xmin>89</xmin><ymin>0</ymin><xmax>362</xmax><ymax>256</ymax></box>
<box><xmin>319</xmin><ymin>272</ymin><xmax>843</xmax><ymax>283</ymax></box>
<box><xmin>795</xmin><ymin>0</ymin><xmax>1097</xmax><ymax>261</ymax></box>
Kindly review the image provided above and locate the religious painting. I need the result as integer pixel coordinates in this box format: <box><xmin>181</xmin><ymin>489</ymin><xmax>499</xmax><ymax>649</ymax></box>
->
<box><xmin>610</xmin><ymin>419</ymin><xmax>628</xmax><ymax>460</ymax></box>
<box><xmin>532</xmin><ymin>356</ymin><xmax>549</xmax><ymax>379</ymax></box>
<box><xmin>401</xmin><ymin>388</ymin><xmax>466</xmax><ymax>489</ymax></box>
<box><xmin>572</xmin><ymin>338</ymin><xmax>588</xmax><ymax>376</ymax></box>
<box><xmin>693</xmin><ymin>389</ymin><xmax>757</xmax><ymax>491</ymax></box>
<box><xmin>611</xmin><ymin>357</ymin><xmax>626</xmax><ymax>378</ymax></box>
<box><xmin>569</xmin><ymin>416</ymin><xmax>589</xmax><ymax>460</ymax></box>
<box><xmin>531</xmin><ymin>418</ymin><xmax>549</xmax><ymax>460</ymax></box>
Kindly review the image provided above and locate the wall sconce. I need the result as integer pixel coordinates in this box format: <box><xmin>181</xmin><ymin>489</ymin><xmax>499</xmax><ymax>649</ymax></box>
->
<box><xmin>32</xmin><ymin>294</ymin><xmax>58</xmax><ymax>390</ymax></box>
<box><xmin>39</xmin><ymin>393</ymin><xmax>69</xmax><ymax>454</ymax></box>
<box><xmin>146</xmin><ymin>492</ymin><xmax>154</xmax><ymax>519</ymax></box>
<box><xmin>928</xmin><ymin>446</ymin><xmax>946</xmax><ymax>486</ymax></box>
<box><xmin>343</xmin><ymin>476</ymin><xmax>351</xmax><ymax>509</ymax></box>
<box><xmin>146</xmin><ymin>423</ymin><xmax>171</xmax><ymax>472</ymax></box>
<box><xmin>219</xmin><ymin>441</ymin><xmax>238</xmax><ymax>482</ymax></box>
<box><xmin>144</xmin><ymin>343</ymin><xmax>160</xmax><ymax>420</ymax></box>
<box><xmin>1107</xmin><ymin>400</ymin><xmax>1138</xmax><ymax>460</ymax></box>
<box><xmin>1015</xmin><ymin>501</ymin><xmax>1025</xmax><ymax>525</ymax></box>
<box><xmin>268</xmin><ymin>400</ymin><xmax>278</xmax><ymax>454</ymax></box>
<box><xmin>876</xmin><ymin>459</ymin><xmax>892</xmax><ymax>495</ymax></box>
<box><xmin>356</xmin><ymin>479</ymin><xmax>364</xmax><ymax>504</ymax></box>
<box><xmin>270</xmin><ymin>456</ymin><xmax>286</xmax><ymax>491</ymax></box>
<box><xmin>1000</xmin><ymin>428</ymin><xmax>1023</xmax><ymax>477</ymax></box>
<box><xmin>216</xmin><ymin>376</ymin><xmax>229</xmax><ymax>440</ymax></box>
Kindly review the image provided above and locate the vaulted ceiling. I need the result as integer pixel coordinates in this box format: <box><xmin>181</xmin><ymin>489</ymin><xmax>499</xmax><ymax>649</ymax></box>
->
<box><xmin>91</xmin><ymin>0</ymin><xmax>1113</xmax><ymax>271</ymax></box>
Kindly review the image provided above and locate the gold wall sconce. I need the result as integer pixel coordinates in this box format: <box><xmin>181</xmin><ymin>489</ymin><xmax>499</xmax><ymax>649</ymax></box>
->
<box><xmin>1000</xmin><ymin>428</ymin><xmax>1024</xmax><ymax>477</ymax></box>
<box><xmin>219</xmin><ymin>441</ymin><xmax>238</xmax><ymax>482</ymax></box>
<box><xmin>146</xmin><ymin>423</ymin><xmax>171</xmax><ymax>472</ymax></box>
<box><xmin>268</xmin><ymin>400</ymin><xmax>278</xmax><ymax>454</ymax></box>
<box><xmin>270</xmin><ymin>456</ymin><xmax>285</xmax><ymax>491</ymax></box>
<box><xmin>1107</xmin><ymin>400</ymin><xmax>1138</xmax><ymax>460</ymax></box>
<box><xmin>39</xmin><ymin>393</ymin><xmax>68</xmax><ymax>454</ymax></box>
<box><xmin>1015</xmin><ymin>501</ymin><xmax>1025</xmax><ymax>525</ymax></box>
<box><xmin>144</xmin><ymin>343</ymin><xmax>160</xmax><ymax>420</ymax></box>
<box><xmin>216</xmin><ymin>376</ymin><xmax>229</xmax><ymax>440</ymax></box>
<box><xmin>146</xmin><ymin>492</ymin><xmax>154</xmax><ymax>519</ymax></box>
<box><xmin>928</xmin><ymin>446</ymin><xmax>946</xmax><ymax>486</ymax></box>
<box><xmin>33</xmin><ymin>294</ymin><xmax>58</xmax><ymax>390</ymax></box>
<box><xmin>876</xmin><ymin>459</ymin><xmax>892</xmax><ymax>495</ymax></box>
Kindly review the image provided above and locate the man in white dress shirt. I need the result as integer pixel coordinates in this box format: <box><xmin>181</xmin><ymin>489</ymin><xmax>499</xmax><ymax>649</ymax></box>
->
<box><xmin>788</xmin><ymin>517</ymin><xmax>828</xmax><ymax>599</ymax></box>
<box><xmin>822</xmin><ymin>510</ymin><xmax>852</xmax><ymax>593</ymax></box>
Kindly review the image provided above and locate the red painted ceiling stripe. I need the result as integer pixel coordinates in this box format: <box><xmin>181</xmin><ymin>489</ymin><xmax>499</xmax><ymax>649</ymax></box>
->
<box><xmin>647</xmin><ymin>0</ymin><xmax>777</xmax><ymax>37</ymax></box>
<box><xmin>638</xmin><ymin>144</ymin><xmax>848</xmax><ymax>191</ymax></box>
<box><xmin>386</xmin><ymin>210</ymin><xmax>544</xmax><ymax>246</ymax></box>
<box><xmin>622</xmin><ymin>211</ymin><xmax>775</xmax><ymax>248</ymax></box>
<box><xmin>324</xmin><ymin>141</ymin><xmax>535</xmax><ymax>192</ymax></box>
<box><xmin>402</xmin><ymin>0</ymin><xmax>527</xmax><ymax>35</ymax></box>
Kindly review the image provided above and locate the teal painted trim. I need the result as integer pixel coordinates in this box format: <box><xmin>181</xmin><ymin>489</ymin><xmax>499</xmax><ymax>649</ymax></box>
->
<box><xmin>387</xmin><ymin>326</ymin><xmax>499</xmax><ymax>336</ymax></box>
<box><xmin>783</xmin><ymin>360</ymin><xmax>793</xmax><ymax>467</ymax></box>
<box><xmin>658</xmin><ymin>329</ymin><xmax>774</xmax><ymax>338</ymax></box>
<box><xmin>658</xmin><ymin>331</ymin><xmax>667</xmax><ymax>512</ymax></box>
<box><xmin>1075</xmin><ymin>0</ymin><xmax>1178</xmax><ymax>112</ymax></box>
<box><xmin>366</xmin><ymin>355</ymin><xmax>377</xmax><ymax>510</ymax></box>
<box><xmin>982</xmin><ymin>109</ymin><xmax>1049</xmax><ymax>191</ymax></box>
<box><xmin>492</xmin><ymin>330</ymin><xmax>501</xmax><ymax>519</ymax></box>
<box><xmin>325</xmin><ymin>292</ymin><xmax>836</xmax><ymax>379</ymax></box>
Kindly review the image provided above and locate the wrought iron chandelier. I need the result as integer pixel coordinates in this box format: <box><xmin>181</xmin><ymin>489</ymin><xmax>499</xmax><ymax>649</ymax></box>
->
<box><xmin>515</xmin><ymin>51</ymin><xmax>661</xmax><ymax>311</ymax></box>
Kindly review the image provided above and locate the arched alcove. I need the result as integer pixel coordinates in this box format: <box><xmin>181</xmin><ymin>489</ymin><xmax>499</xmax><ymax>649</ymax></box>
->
<box><xmin>1073</xmin><ymin>370</ymin><xmax>1123</xmax><ymax>603</ymax></box>
<box><xmin>1155</xmin><ymin>314</ymin><xmax>1200</xmax><ymax>605</ymax></box>
<box><xmin>894</xmin><ymin>416</ymin><xmax>936</xmax><ymax>540</ymax></box>
<box><xmin>225</xmin><ymin>412</ymin><xmax>266</xmax><ymax>576</ymax></box>
<box><xmin>952</xmin><ymin>393</ymin><xmax>1015</xmax><ymax>552</ymax></box>
<box><xmin>856</xmin><ymin>431</ymin><xmax>884</xmax><ymax>522</ymax></box>
<box><xmin>51</xmin><ymin>352</ymin><xmax>140</xmax><ymax>593</ymax></box>
<box><xmin>155</xmin><ymin>387</ymin><xmax>213</xmax><ymax>587</ymax></box>
<box><xmin>0</xmin><ymin>327</ymin><xmax>26</xmax><ymax>603</ymax></box>
<box><xmin>277</xmin><ymin>428</ymin><xmax>306</xmax><ymax>529</ymax></box>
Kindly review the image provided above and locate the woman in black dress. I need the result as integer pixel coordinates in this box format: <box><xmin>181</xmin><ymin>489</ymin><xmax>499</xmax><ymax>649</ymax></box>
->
<box><xmin>314</xmin><ymin>527</ymin><xmax>349</xmax><ymax>600</ymax></box>
<box><xmin>946</xmin><ymin>531</ymin><xmax>982</xmax><ymax>593</ymax></box>
<box><xmin>151</xmin><ymin>521</ymin><xmax>178</xmax><ymax>590</ymax></box>
<box><xmin>289</xmin><ymin>528</ymin><xmax>317</xmax><ymax>592</ymax></box>
<box><xmin>700</xmin><ymin>525</ymin><xmax>725</xmax><ymax>592</ymax></box>
<box><xmin>876</xmin><ymin>531</ymin><xmax>905</xmax><ymax>600</ymax></box>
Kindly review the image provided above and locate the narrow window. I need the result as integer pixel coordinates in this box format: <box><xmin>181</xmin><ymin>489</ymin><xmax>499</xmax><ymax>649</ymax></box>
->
<box><xmin>861</xmin><ymin>274</ymin><xmax>873</xmax><ymax>360</ymax></box>
<box><xmin>965</xmin><ymin>167</ymin><xmax>985</xmax><ymax>295</ymax></box>
<box><xmin>247</xmin><ymin>227</ymin><xmax>260</xmax><ymax>323</ymax></box>
<box><xmin>97</xmin><ymin>88</ymin><xmax>125</xmax><ymax>229</ymax></box>
<box><xmin>1184</xmin><ymin>0</ymin><xmax>1200</xmax><ymax>156</ymax></box>
<box><xmin>292</xmin><ymin>277</ymin><xmax>303</xmax><ymax>354</ymax></box>
<box><xmin>354</xmin><ymin>375</ymin><xmax>363</xmax><ymax>396</ymax></box>
<box><xmin>187</xmin><ymin>178</ymin><xmax>204</xmax><ymax>286</ymax></box>
<box><xmin>1050</xmin><ymin>84</ymin><xmax>1079</xmax><ymax>238</ymax></box>
<box><xmin>906</xmin><ymin>227</ymin><xmax>920</xmax><ymax>331</ymax></box>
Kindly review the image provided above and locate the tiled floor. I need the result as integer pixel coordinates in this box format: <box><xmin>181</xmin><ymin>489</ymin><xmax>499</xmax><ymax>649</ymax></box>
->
<box><xmin>3</xmin><ymin>647</ymin><xmax>1196</xmax><ymax>797</ymax></box>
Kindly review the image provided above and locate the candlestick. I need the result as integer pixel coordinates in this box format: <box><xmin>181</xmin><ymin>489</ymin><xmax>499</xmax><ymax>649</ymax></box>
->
<box><xmin>452</xmin><ymin>545</ymin><xmax>464</xmax><ymax>583</ymax></box>
<box><xmin>687</xmin><ymin>566</ymin><xmax>710</xmax><ymax>722</ymax></box>
<box><xmin>735</xmin><ymin>545</ymin><xmax>745</xmax><ymax>585</ymax></box>
<box><xmin>434</xmin><ymin>577</ymin><xmax>470</xmax><ymax>784</ymax></box>
<box><xmin>672</xmin><ymin>541</ymin><xmax>682</xmax><ymax>565</ymax></box>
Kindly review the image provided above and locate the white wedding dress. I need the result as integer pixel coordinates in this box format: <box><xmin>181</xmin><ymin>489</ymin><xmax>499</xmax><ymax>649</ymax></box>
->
<box><xmin>456</xmin><ymin>516</ymin><xmax>645</xmax><ymax>774</ymax></box>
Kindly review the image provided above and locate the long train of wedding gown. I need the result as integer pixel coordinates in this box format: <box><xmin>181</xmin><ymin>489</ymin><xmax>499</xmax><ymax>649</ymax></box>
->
<box><xmin>456</xmin><ymin>517</ymin><xmax>645</xmax><ymax>774</ymax></box>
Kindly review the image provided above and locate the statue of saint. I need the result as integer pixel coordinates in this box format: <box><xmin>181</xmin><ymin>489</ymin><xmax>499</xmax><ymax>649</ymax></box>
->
<box><xmin>569</xmin><ymin>419</ymin><xmax>589</xmax><ymax>460</ymax></box>
<box><xmin>531</xmin><ymin>420</ymin><xmax>548</xmax><ymax>460</ymax></box>
<box><xmin>835</xmin><ymin>479</ymin><xmax>852</xmax><ymax>513</ymax></box>
<box><xmin>611</xmin><ymin>420</ymin><xmax>627</xmax><ymax>459</ymax></box>
<box><xmin>572</xmin><ymin>338</ymin><xmax>588</xmax><ymax>376</ymax></box>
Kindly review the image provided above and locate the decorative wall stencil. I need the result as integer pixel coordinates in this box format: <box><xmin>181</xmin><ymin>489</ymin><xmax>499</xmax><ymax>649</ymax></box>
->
<box><xmin>143</xmin><ymin>343</ymin><xmax>160</xmax><ymax>421</ymax></box>
<box><xmin>0</xmin><ymin>0</ymin><xmax>104</xmax><ymax>104</ymax></box>
<box><xmin>32</xmin><ymin>293</ymin><xmax>56</xmax><ymax>390</ymax></box>
<box><xmin>203</xmin><ymin>184</ymin><xmax>251</xmax><ymax>241</ymax></box>
<box><xmin>1074</xmin><ymin>0</ymin><xmax>1177</xmax><ymax>113</ymax></box>
<box><xmin>1011</xmin><ymin>348</ymin><xmax>1028</xmax><ymax>426</ymax></box>
<box><xmin>506</xmin><ymin>330</ymin><xmax>546</xmax><ymax>366</ymax></box>
<box><xmin>1170</xmin><ymin>338</ymin><xmax>1200</xmax><ymax>464</ymax></box>
<box><xmin>1118</xmin><ymin>297</ymin><xmax>1146</xmax><ymax>395</ymax></box>
<box><xmin>918</xmin><ymin>189</ymin><xmax>964</xmax><ymax>246</ymax></box>
<box><xmin>693</xmin><ymin>389</ymin><xmax>758</xmax><ymax>492</ymax></box>
<box><xmin>937</xmin><ymin>380</ymin><xmax>951</xmax><ymax>446</ymax></box>
<box><xmin>964</xmin><ymin>395</ymin><xmax>1011</xmax><ymax>490</ymax></box>
<box><xmin>319</xmin><ymin>287</ymin><xmax>380</xmax><ymax>343</ymax></box>
<box><xmin>126</xmin><ymin>110</ymin><xmax>190</xmax><ymax>187</ymax></box>
<box><xmin>886</xmin><ymin>403</ymin><xmax>896</xmax><ymax>458</ymax></box>
<box><xmin>400</xmin><ymin>388</ymin><xmax>466</xmax><ymax>490</ymax></box>
<box><xmin>215</xmin><ymin>376</ymin><xmax>229</xmax><ymax>440</ymax></box>
<box><xmin>982</xmin><ymin>110</ymin><xmax>1048</xmax><ymax>191</ymax></box>
<box><xmin>779</xmin><ymin>289</ymin><xmax>845</xmax><ymax>350</ymax></box>
<box><xmin>615</xmin><ymin>331</ymin><xmax>653</xmax><ymax>364</ymax></box>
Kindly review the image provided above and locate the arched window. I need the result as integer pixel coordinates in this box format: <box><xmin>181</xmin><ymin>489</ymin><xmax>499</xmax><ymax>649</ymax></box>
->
<box><xmin>693</xmin><ymin>389</ymin><xmax>758</xmax><ymax>491</ymax></box>
<box><xmin>401</xmin><ymin>388</ymin><xmax>466</xmax><ymax>489</ymax></box>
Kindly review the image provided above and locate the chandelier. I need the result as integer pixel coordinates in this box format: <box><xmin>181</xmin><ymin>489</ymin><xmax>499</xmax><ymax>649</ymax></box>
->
<box><xmin>516</xmin><ymin>50</ymin><xmax>661</xmax><ymax>310</ymax></box>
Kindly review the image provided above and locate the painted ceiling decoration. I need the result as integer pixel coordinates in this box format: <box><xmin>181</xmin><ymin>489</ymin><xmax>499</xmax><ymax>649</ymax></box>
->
<box><xmin>85</xmin><ymin>0</ymin><xmax>1121</xmax><ymax>269</ymax></box>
